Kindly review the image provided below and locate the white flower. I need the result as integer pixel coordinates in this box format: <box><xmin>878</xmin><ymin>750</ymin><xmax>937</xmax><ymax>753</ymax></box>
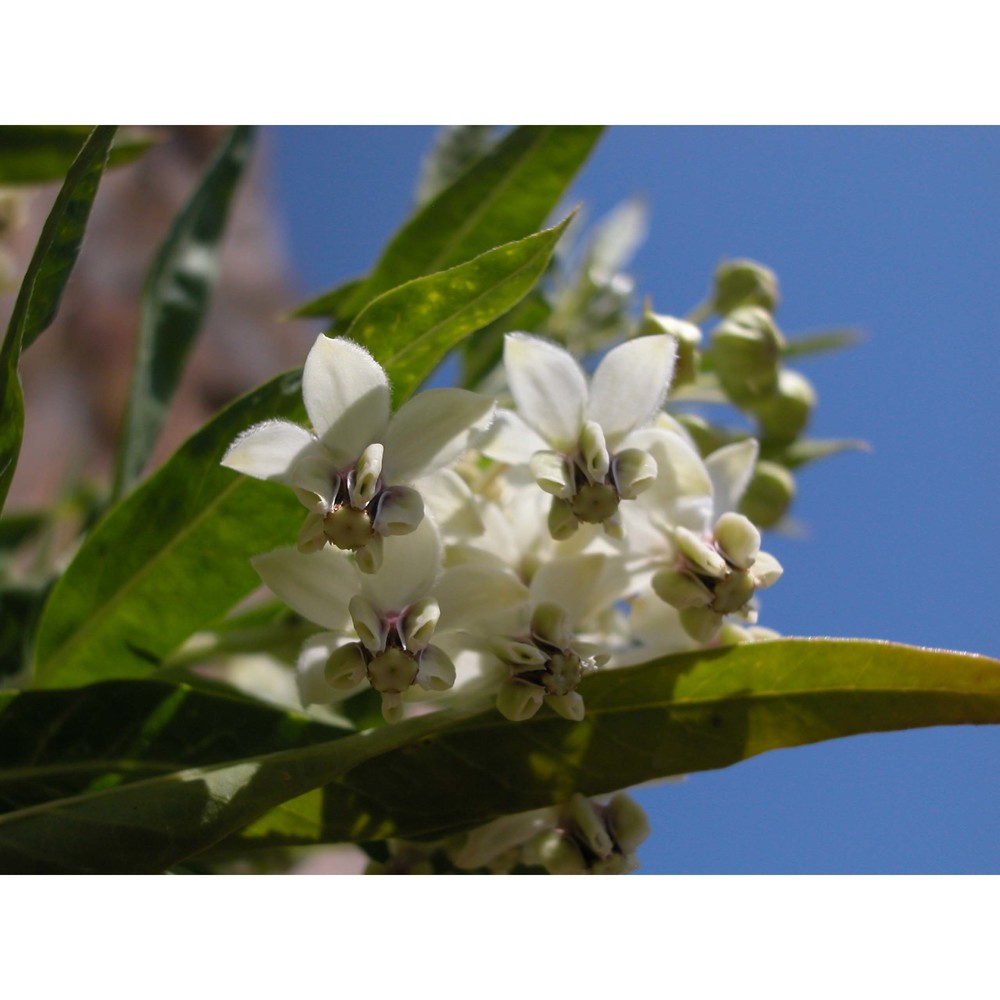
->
<box><xmin>625</xmin><ymin>433</ymin><xmax>783</xmax><ymax>642</ymax></box>
<box><xmin>222</xmin><ymin>334</ymin><xmax>494</xmax><ymax>571</ymax></box>
<box><xmin>479</xmin><ymin>333</ymin><xmax>676</xmax><ymax>539</ymax></box>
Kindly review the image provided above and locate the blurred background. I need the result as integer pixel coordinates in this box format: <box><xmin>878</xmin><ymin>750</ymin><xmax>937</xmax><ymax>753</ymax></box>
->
<box><xmin>4</xmin><ymin>126</ymin><xmax>997</xmax><ymax>873</ymax></box>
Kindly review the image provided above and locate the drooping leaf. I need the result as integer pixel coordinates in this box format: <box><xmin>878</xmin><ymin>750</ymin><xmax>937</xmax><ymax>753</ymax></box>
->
<box><xmin>0</xmin><ymin>126</ymin><xmax>153</xmax><ymax>185</ymax></box>
<box><xmin>293</xmin><ymin>125</ymin><xmax>602</xmax><ymax>326</ymax></box>
<box><xmin>0</xmin><ymin>679</ymin><xmax>350</xmax><ymax>815</ymax></box>
<box><xmin>347</xmin><ymin>215</ymin><xmax>572</xmax><ymax>402</ymax></box>
<box><xmin>113</xmin><ymin>126</ymin><xmax>255</xmax><ymax>499</ymax></box>
<box><xmin>3</xmin><ymin>640</ymin><xmax>998</xmax><ymax>873</ymax></box>
<box><xmin>34</xmin><ymin>220</ymin><xmax>569</xmax><ymax>688</ymax></box>
<box><xmin>769</xmin><ymin>437</ymin><xmax>872</xmax><ymax>468</ymax></box>
<box><xmin>0</xmin><ymin>126</ymin><xmax>117</xmax><ymax>515</ymax></box>
<box><xmin>783</xmin><ymin>327</ymin><xmax>862</xmax><ymax>359</ymax></box>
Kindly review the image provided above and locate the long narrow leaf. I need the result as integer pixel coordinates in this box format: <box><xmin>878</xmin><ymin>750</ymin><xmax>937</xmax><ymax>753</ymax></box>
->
<box><xmin>293</xmin><ymin>125</ymin><xmax>601</xmax><ymax>324</ymax></box>
<box><xmin>113</xmin><ymin>126</ymin><xmax>255</xmax><ymax>499</ymax></box>
<box><xmin>0</xmin><ymin>126</ymin><xmax>151</xmax><ymax>185</ymax></box>
<box><xmin>0</xmin><ymin>126</ymin><xmax>117</xmax><ymax>514</ymax></box>
<box><xmin>35</xmin><ymin>221</ymin><xmax>570</xmax><ymax>688</ymax></box>
<box><xmin>2</xmin><ymin>640</ymin><xmax>998</xmax><ymax>873</ymax></box>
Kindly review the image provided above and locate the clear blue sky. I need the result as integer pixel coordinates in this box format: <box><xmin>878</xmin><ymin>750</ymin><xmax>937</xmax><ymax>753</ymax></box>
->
<box><xmin>266</xmin><ymin>126</ymin><xmax>999</xmax><ymax>874</ymax></box>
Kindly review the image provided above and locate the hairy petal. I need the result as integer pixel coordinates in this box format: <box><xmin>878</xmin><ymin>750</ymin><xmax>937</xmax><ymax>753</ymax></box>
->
<box><xmin>504</xmin><ymin>333</ymin><xmax>588</xmax><ymax>451</ymax></box>
<box><xmin>302</xmin><ymin>336</ymin><xmax>390</xmax><ymax>465</ymax></box>
<box><xmin>252</xmin><ymin>546</ymin><xmax>358</xmax><ymax>630</ymax></box>
<box><xmin>706</xmin><ymin>438</ymin><xmax>759</xmax><ymax>517</ymax></box>
<box><xmin>221</xmin><ymin>420</ymin><xmax>316</xmax><ymax>484</ymax></box>
<box><xmin>587</xmin><ymin>335</ymin><xmax>676</xmax><ymax>446</ymax></box>
<box><xmin>477</xmin><ymin>408</ymin><xmax>549</xmax><ymax>464</ymax></box>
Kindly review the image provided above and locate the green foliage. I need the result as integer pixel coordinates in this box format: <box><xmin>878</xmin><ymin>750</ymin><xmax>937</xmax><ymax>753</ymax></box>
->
<box><xmin>0</xmin><ymin>126</ymin><xmax>152</xmax><ymax>185</ymax></box>
<box><xmin>0</xmin><ymin>127</ymin><xmax>117</xmax><ymax>515</ymax></box>
<box><xmin>1</xmin><ymin>640</ymin><xmax>997</xmax><ymax>873</ymax></box>
<box><xmin>113</xmin><ymin>126</ymin><xmax>255</xmax><ymax>499</ymax></box>
<box><xmin>293</xmin><ymin>125</ymin><xmax>602</xmax><ymax>323</ymax></box>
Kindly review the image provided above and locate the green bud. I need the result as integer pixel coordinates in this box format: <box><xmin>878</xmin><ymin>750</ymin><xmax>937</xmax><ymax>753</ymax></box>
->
<box><xmin>714</xmin><ymin>511</ymin><xmax>761</xmax><ymax>570</ymax></box>
<box><xmin>711</xmin><ymin>258</ymin><xmax>780</xmax><ymax>315</ymax></box>
<box><xmin>739</xmin><ymin>460</ymin><xmax>796</xmax><ymax>528</ymax></box>
<box><xmin>651</xmin><ymin>568</ymin><xmax>713</xmax><ymax>609</ymax></box>
<box><xmin>711</xmin><ymin>306</ymin><xmax>785</xmax><ymax>407</ymax></box>
<box><xmin>751</xmin><ymin>368</ymin><xmax>817</xmax><ymax>445</ymax></box>
<box><xmin>674</xmin><ymin>414</ymin><xmax>731</xmax><ymax>457</ymax></box>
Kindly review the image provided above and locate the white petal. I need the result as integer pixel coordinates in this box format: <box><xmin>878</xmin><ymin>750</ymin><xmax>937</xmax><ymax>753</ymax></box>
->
<box><xmin>251</xmin><ymin>546</ymin><xmax>358</xmax><ymax>630</ymax></box>
<box><xmin>434</xmin><ymin>563</ymin><xmax>529</xmax><ymax>634</ymax></box>
<box><xmin>221</xmin><ymin>420</ymin><xmax>316</xmax><ymax>484</ymax></box>
<box><xmin>706</xmin><ymin>439</ymin><xmax>759</xmax><ymax>517</ymax></box>
<box><xmin>630</xmin><ymin>428</ymin><xmax>714</xmax><ymax>532</ymax></box>
<box><xmin>416</xmin><ymin>469</ymin><xmax>484</xmax><ymax>538</ymax></box>
<box><xmin>529</xmin><ymin>553</ymin><xmax>628</xmax><ymax>627</ymax></box>
<box><xmin>382</xmin><ymin>388</ymin><xmax>495</xmax><ymax>482</ymax></box>
<box><xmin>587</xmin><ymin>335</ymin><xmax>676</xmax><ymax>446</ymax></box>
<box><xmin>302</xmin><ymin>336</ymin><xmax>390</xmax><ymax>465</ymax></box>
<box><xmin>359</xmin><ymin>516</ymin><xmax>442</xmax><ymax>612</ymax></box>
<box><xmin>504</xmin><ymin>333</ymin><xmax>587</xmax><ymax>451</ymax></box>
<box><xmin>477</xmin><ymin>408</ymin><xmax>549</xmax><ymax>464</ymax></box>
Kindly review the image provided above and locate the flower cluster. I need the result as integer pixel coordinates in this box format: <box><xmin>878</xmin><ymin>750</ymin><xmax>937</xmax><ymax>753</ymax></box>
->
<box><xmin>222</xmin><ymin>329</ymin><xmax>783</xmax><ymax>725</ymax></box>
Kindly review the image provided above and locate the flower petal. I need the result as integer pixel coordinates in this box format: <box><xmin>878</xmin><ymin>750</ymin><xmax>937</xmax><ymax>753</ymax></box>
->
<box><xmin>360</xmin><ymin>516</ymin><xmax>442</xmax><ymax>612</ymax></box>
<box><xmin>476</xmin><ymin>408</ymin><xmax>549</xmax><ymax>464</ymax></box>
<box><xmin>297</xmin><ymin>632</ymin><xmax>363</xmax><ymax>706</ymax></box>
<box><xmin>706</xmin><ymin>438</ymin><xmax>759</xmax><ymax>517</ymax></box>
<box><xmin>416</xmin><ymin>469</ymin><xmax>484</xmax><ymax>537</ymax></box>
<box><xmin>434</xmin><ymin>563</ymin><xmax>529</xmax><ymax>634</ymax></box>
<box><xmin>221</xmin><ymin>420</ymin><xmax>316</xmax><ymax>483</ymax></box>
<box><xmin>302</xmin><ymin>336</ymin><xmax>390</xmax><ymax>465</ymax></box>
<box><xmin>504</xmin><ymin>333</ymin><xmax>588</xmax><ymax>451</ymax></box>
<box><xmin>382</xmin><ymin>388</ymin><xmax>495</xmax><ymax>482</ymax></box>
<box><xmin>630</xmin><ymin>428</ymin><xmax>714</xmax><ymax>532</ymax></box>
<box><xmin>529</xmin><ymin>553</ymin><xmax>628</xmax><ymax>626</ymax></box>
<box><xmin>587</xmin><ymin>335</ymin><xmax>675</xmax><ymax>445</ymax></box>
<box><xmin>252</xmin><ymin>546</ymin><xmax>358</xmax><ymax>630</ymax></box>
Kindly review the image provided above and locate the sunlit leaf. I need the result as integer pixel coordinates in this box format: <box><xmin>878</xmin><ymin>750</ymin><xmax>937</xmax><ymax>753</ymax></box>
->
<box><xmin>113</xmin><ymin>126</ymin><xmax>255</xmax><ymax>499</ymax></box>
<box><xmin>3</xmin><ymin>640</ymin><xmax>998</xmax><ymax>872</ymax></box>
<box><xmin>0</xmin><ymin>126</ymin><xmax>117</xmax><ymax>515</ymax></box>
<box><xmin>0</xmin><ymin>126</ymin><xmax>152</xmax><ymax>185</ymax></box>
<box><xmin>414</xmin><ymin>125</ymin><xmax>501</xmax><ymax>206</ymax></box>
<box><xmin>293</xmin><ymin>125</ymin><xmax>602</xmax><ymax>325</ymax></box>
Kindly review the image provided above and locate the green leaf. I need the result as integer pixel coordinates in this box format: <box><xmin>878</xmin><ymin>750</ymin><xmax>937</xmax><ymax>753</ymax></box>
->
<box><xmin>34</xmin><ymin>371</ymin><xmax>307</xmax><ymax>688</ymax></box>
<box><xmin>294</xmin><ymin>125</ymin><xmax>602</xmax><ymax>324</ymax></box>
<box><xmin>783</xmin><ymin>327</ymin><xmax>862</xmax><ymax>359</ymax></box>
<box><xmin>348</xmin><ymin>215</ymin><xmax>572</xmax><ymax>403</ymax></box>
<box><xmin>0</xmin><ymin>679</ymin><xmax>350</xmax><ymax>815</ymax></box>
<box><xmin>4</xmin><ymin>640</ymin><xmax>998</xmax><ymax>872</ymax></box>
<box><xmin>34</xmin><ymin>219</ymin><xmax>568</xmax><ymax>688</ymax></box>
<box><xmin>0</xmin><ymin>126</ymin><xmax>152</xmax><ymax>185</ymax></box>
<box><xmin>287</xmin><ymin>275</ymin><xmax>365</xmax><ymax>320</ymax></box>
<box><xmin>768</xmin><ymin>437</ymin><xmax>872</xmax><ymax>468</ymax></box>
<box><xmin>414</xmin><ymin>125</ymin><xmax>501</xmax><ymax>206</ymax></box>
<box><xmin>113</xmin><ymin>126</ymin><xmax>255</xmax><ymax>499</ymax></box>
<box><xmin>0</xmin><ymin>511</ymin><xmax>47</xmax><ymax>552</ymax></box>
<box><xmin>0</xmin><ymin>126</ymin><xmax>117</xmax><ymax>516</ymax></box>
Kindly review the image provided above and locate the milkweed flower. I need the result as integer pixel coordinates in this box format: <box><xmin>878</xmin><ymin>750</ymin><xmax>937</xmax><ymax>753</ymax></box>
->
<box><xmin>222</xmin><ymin>334</ymin><xmax>494</xmax><ymax>571</ymax></box>
<box><xmin>479</xmin><ymin>333</ymin><xmax>676</xmax><ymax>540</ymax></box>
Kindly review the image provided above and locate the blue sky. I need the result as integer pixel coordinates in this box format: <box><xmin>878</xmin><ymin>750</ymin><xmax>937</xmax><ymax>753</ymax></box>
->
<box><xmin>266</xmin><ymin>126</ymin><xmax>999</xmax><ymax>874</ymax></box>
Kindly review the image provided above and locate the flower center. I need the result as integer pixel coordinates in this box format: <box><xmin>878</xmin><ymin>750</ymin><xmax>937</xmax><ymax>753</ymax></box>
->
<box><xmin>323</xmin><ymin>505</ymin><xmax>374</xmax><ymax>550</ymax></box>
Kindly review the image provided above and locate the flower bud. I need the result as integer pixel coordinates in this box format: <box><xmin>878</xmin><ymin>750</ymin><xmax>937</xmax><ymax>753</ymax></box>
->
<box><xmin>679</xmin><ymin>606</ymin><xmax>724</xmax><ymax>643</ymax></box>
<box><xmin>578</xmin><ymin>420</ymin><xmax>610</xmax><ymax>482</ymax></box>
<box><xmin>415</xmin><ymin>644</ymin><xmax>456</xmax><ymax>691</ymax></box>
<box><xmin>531</xmin><ymin>601</ymin><xmax>572</xmax><ymax>649</ymax></box>
<box><xmin>400</xmin><ymin>597</ymin><xmax>440</xmax><ymax>652</ymax></box>
<box><xmin>496</xmin><ymin>677</ymin><xmax>545</xmax><ymax>722</ymax></box>
<box><xmin>547</xmin><ymin>497</ymin><xmax>579</xmax><ymax>540</ymax></box>
<box><xmin>751</xmin><ymin>368</ymin><xmax>817</xmax><ymax>445</ymax></box>
<box><xmin>348</xmin><ymin>443</ymin><xmax>384</xmax><ymax>507</ymax></box>
<box><xmin>711</xmin><ymin>258</ymin><xmax>780</xmax><ymax>315</ymax></box>
<box><xmin>652</xmin><ymin>568</ymin><xmax>713</xmax><ymax>609</ymax></box>
<box><xmin>606</xmin><ymin>793</ymin><xmax>652</xmax><ymax>854</ymax></box>
<box><xmin>739</xmin><ymin>460</ymin><xmax>796</xmax><ymax>528</ymax></box>
<box><xmin>612</xmin><ymin>448</ymin><xmax>657</xmax><ymax>500</ymax></box>
<box><xmin>674</xmin><ymin>525</ymin><xmax>728</xmax><ymax>578</ymax></box>
<box><xmin>714</xmin><ymin>511</ymin><xmax>761</xmax><ymax>570</ymax></box>
<box><xmin>711</xmin><ymin>306</ymin><xmax>785</xmax><ymax>406</ymax></box>
<box><xmin>324</xmin><ymin>642</ymin><xmax>368</xmax><ymax>690</ymax></box>
<box><xmin>372</xmin><ymin>485</ymin><xmax>424</xmax><ymax>536</ymax></box>
<box><xmin>349</xmin><ymin>594</ymin><xmax>388</xmax><ymax>653</ymax></box>
<box><xmin>529</xmin><ymin>450</ymin><xmax>574</xmax><ymax>499</ymax></box>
